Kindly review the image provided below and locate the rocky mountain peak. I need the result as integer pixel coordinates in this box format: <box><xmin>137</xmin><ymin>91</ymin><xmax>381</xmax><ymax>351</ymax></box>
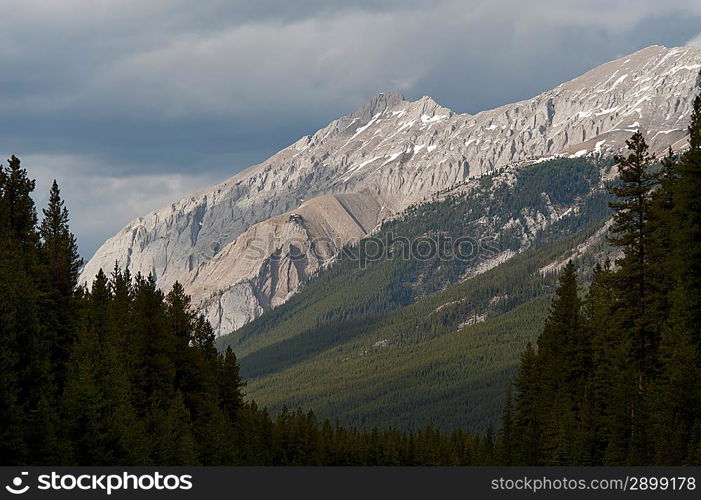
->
<box><xmin>350</xmin><ymin>92</ymin><xmax>406</xmax><ymax>121</ymax></box>
<box><xmin>80</xmin><ymin>45</ymin><xmax>701</xmax><ymax>335</ymax></box>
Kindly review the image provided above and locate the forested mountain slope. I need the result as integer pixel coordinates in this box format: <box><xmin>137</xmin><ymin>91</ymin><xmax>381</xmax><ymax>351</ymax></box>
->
<box><xmin>218</xmin><ymin>157</ymin><xmax>616</xmax><ymax>430</ymax></box>
<box><xmin>82</xmin><ymin>45</ymin><xmax>701</xmax><ymax>335</ymax></box>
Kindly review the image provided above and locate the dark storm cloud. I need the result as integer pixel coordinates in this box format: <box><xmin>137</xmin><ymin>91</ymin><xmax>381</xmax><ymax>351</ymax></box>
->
<box><xmin>2</xmin><ymin>0</ymin><xmax>701</xmax><ymax>257</ymax></box>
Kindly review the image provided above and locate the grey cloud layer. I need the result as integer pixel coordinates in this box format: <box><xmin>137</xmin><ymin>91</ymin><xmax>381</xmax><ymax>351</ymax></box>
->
<box><xmin>1</xmin><ymin>0</ymin><xmax>701</xmax><ymax>257</ymax></box>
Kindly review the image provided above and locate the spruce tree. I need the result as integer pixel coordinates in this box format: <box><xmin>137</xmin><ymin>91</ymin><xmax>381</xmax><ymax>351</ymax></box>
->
<box><xmin>536</xmin><ymin>262</ymin><xmax>587</xmax><ymax>464</ymax></box>
<box><xmin>584</xmin><ymin>263</ymin><xmax>622</xmax><ymax>464</ymax></box>
<box><xmin>497</xmin><ymin>385</ymin><xmax>514</xmax><ymax>465</ymax></box>
<box><xmin>670</xmin><ymin>86</ymin><xmax>701</xmax><ymax>352</ymax></box>
<box><xmin>538</xmin><ymin>261</ymin><xmax>586</xmax><ymax>390</ymax></box>
<box><xmin>0</xmin><ymin>155</ymin><xmax>54</xmax><ymax>464</ymax></box>
<box><xmin>88</xmin><ymin>271</ymin><xmax>150</xmax><ymax>465</ymax></box>
<box><xmin>608</xmin><ymin>132</ymin><xmax>658</xmax><ymax>384</ymax></box>
<box><xmin>61</xmin><ymin>327</ymin><xmax>108</xmax><ymax>464</ymax></box>
<box><xmin>150</xmin><ymin>392</ymin><xmax>199</xmax><ymax>465</ymax></box>
<box><xmin>512</xmin><ymin>342</ymin><xmax>541</xmax><ymax>464</ymax></box>
<box><xmin>109</xmin><ymin>265</ymin><xmax>134</xmax><ymax>368</ymax></box>
<box><xmin>220</xmin><ymin>346</ymin><xmax>244</xmax><ymax>422</ymax></box>
<box><xmin>166</xmin><ymin>281</ymin><xmax>193</xmax><ymax>345</ymax></box>
<box><xmin>649</xmin><ymin>312</ymin><xmax>700</xmax><ymax>464</ymax></box>
<box><xmin>1</xmin><ymin>156</ymin><xmax>38</xmax><ymax>244</ymax></box>
<box><xmin>39</xmin><ymin>180</ymin><xmax>83</xmax><ymax>389</ymax></box>
<box><xmin>130</xmin><ymin>274</ymin><xmax>175</xmax><ymax>411</ymax></box>
<box><xmin>646</xmin><ymin>149</ymin><xmax>679</xmax><ymax>341</ymax></box>
<box><xmin>0</xmin><ymin>158</ymin><xmax>27</xmax><ymax>463</ymax></box>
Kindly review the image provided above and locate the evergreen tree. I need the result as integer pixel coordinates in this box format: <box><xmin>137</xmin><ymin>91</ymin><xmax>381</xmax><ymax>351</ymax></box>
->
<box><xmin>649</xmin><ymin>311</ymin><xmax>701</xmax><ymax>464</ymax></box>
<box><xmin>130</xmin><ymin>274</ymin><xmax>175</xmax><ymax>410</ymax></box>
<box><xmin>61</xmin><ymin>327</ymin><xmax>108</xmax><ymax>464</ymax></box>
<box><xmin>608</xmin><ymin>131</ymin><xmax>657</xmax><ymax>384</ymax></box>
<box><xmin>220</xmin><ymin>346</ymin><xmax>245</xmax><ymax>422</ymax></box>
<box><xmin>1</xmin><ymin>155</ymin><xmax>37</xmax><ymax>244</ymax></box>
<box><xmin>670</xmin><ymin>86</ymin><xmax>701</xmax><ymax>352</ymax></box>
<box><xmin>0</xmin><ymin>167</ymin><xmax>27</xmax><ymax>462</ymax></box>
<box><xmin>0</xmin><ymin>155</ymin><xmax>53</xmax><ymax>464</ymax></box>
<box><xmin>537</xmin><ymin>261</ymin><xmax>586</xmax><ymax>390</ymax></box>
<box><xmin>497</xmin><ymin>385</ymin><xmax>514</xmax><ymax>465</ymax></box>
<box><xmin>166</xmin><ymin>281</ymin><xmax>193</xmax><ymax>345</ymax></box>
<box><xmin>535</xmin><ymin>262</ymin><xmax>587</xmax><ymax>463</ymax></box>
<box><xmin>646</xmin><ymin>149</ymin><xmax>679</xmax><ymax>343</ymax></box>
<box><xmin>39</xmin><ymin>180</ymin><xmax>83</xmax><ymax>389</ymax></box>
<box><xmin>513</xmin><ymin>342</ymin><xmax>541</xmax><ymax>464</ymax></box>
<box><xmin>109</xmin><ymin>264</ymin><xmax>134</xmax><ymax>368</ymax></box>
<box><xmin>3</xmin><ymin>139</ymin><xmax>700</xmax><ymax>467</ymax></box>
<box><xmin>150</xmin><ymin>392</ymin><xmax>199</xmax><ymax>465</ymax></box>
<box><xmin>584</xmin><ymin>263</ymin><xmax>622</xmax><ymax>464</ymax></box>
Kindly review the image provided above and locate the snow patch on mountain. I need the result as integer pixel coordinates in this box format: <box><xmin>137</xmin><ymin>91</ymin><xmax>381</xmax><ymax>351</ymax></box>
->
<box><xmin>80</xmin><ymin>45</ymin><xmax>701</xmax><ymax>335</ymax></box>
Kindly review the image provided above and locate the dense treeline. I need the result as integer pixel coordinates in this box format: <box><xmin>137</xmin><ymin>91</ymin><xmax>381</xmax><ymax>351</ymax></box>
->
<box><xmin>505</xmin><ymin>91</ymin><xmax>701</xmax><ymax>465</ymax></box>
<box><xmin>0</xmin><ymin>158</ymin><xmax>245</xmax><ymax>464</ymax></box>
<box><xmin>238</xmin><ymin>230</ymin><xmax>604</xmax><ymax>432</ymax></box>
<box><xmin>0</xmin><ymin>154</ymin><xmax>497</xmax><ymax>465</ymax></box>
<box><xmin>2</xmin><ymin>91</ymin><xmax>699</xmax><ymax>465</ymax></box>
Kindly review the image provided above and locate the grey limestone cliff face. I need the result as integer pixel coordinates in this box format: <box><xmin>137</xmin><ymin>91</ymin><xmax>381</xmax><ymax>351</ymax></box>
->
<box><xmin>80</xmin><ymin>45</ymin><xmax>701</xmax><ymax>335</ymax></box>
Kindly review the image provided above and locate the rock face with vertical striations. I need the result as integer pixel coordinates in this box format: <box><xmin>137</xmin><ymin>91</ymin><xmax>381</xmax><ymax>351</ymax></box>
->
<box><xmin>80</xmin><ymin>45</ymin><xmax>701</xmax><ymax>335</ymax></box>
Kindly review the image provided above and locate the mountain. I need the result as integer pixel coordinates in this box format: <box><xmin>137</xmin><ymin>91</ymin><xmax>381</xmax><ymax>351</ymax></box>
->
<box><xmin>218</xmin><ymin>156</ymin><xmax>615</xmax><ymax>430</ymax></box>
<box><xmin>80</xmin><ymin>45</ymin><xmax>701</xmax><ymax>335</ymax></box>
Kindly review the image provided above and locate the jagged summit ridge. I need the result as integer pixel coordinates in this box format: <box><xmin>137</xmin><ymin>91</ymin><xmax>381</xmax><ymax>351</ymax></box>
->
<box><xmin>80</xmin><ymin>45</ymin><xmax>701</xmax><ymax>335</ymax></box>
<box><xmin>350</xmin><ymin>92</ymin><xmax>406</xmax><ymax>121</ymax></box>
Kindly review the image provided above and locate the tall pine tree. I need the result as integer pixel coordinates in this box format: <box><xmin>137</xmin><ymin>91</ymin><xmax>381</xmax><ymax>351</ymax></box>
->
<box><xmin>39</xmin><ymin>180</ymin><xmax>83</xmax><ymax>390</ymax></box>
<box><xmin>608</xmin><ymin>131</ymin><xmax>658</xmax><ymax>386</ymax></box>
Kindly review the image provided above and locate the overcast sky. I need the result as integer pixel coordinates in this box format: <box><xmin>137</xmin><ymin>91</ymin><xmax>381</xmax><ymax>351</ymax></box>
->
<box><xmin>2</xmin><ymin>0</ymin><xmax>701</xmax><ymax>258</ymax></box>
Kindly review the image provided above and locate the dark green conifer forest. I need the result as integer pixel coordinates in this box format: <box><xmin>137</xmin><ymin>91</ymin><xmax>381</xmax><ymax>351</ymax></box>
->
<box><xmin>0</xmin><ymin>155</ymin><xmax>490</xmax><ymax>465</ymax></box>
<box><xmin>506</xmin><ymin>93</ymin><xmax>701</xmax><ymax>465</ymax></box>
<box><xmin>1</xmin><ymin>89</ymin><xmax>700</xmax><ymax>466</ymax></box>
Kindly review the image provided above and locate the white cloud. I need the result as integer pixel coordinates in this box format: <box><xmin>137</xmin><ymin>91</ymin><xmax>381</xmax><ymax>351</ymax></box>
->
<box><xmin>4</xmin><ymin>0</ymin><xmax>701</xmax><ymax>118</ymax></box>
<box><xmin>3</xmin><ymin>0</ymin><xmax>701</xmax><ymax>259</ymax></box>
<box><xmin>687</xmin><ymin>33</ymin><xmax>701</xmax><ymax>47</ymax></box>
<box><xmin>20</xmin><ymin>153</ymin><xmax>223</xmax><ymax>258</ymax></box>
<box><xmin>80</xmin><ymin>11</ymin><xmax>432</xmax><ymax>119</ymax></box>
